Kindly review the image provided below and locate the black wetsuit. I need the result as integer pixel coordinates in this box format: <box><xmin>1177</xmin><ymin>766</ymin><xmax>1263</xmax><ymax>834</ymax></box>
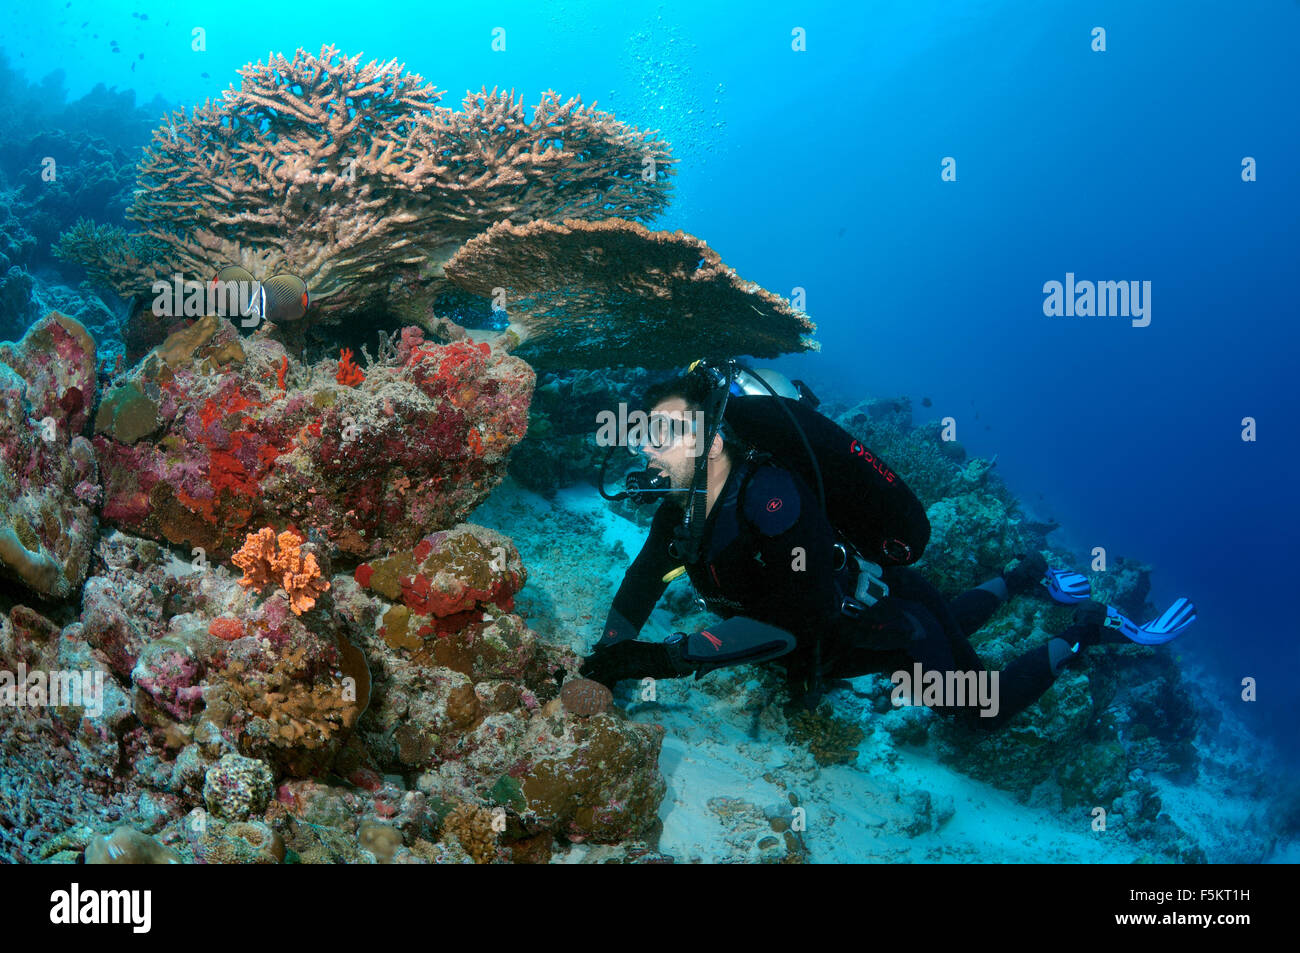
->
<box><xmin>597</xmin><ymin>457</ymin><xmax>1063</xmax><ymax>730</ymax></box>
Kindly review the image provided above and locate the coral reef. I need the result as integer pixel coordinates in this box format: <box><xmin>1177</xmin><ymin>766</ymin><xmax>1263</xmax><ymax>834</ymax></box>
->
<box><xmin>84</xmin><ymin>826</ymin><xmax>182</xmax><ymax>864</ymax></box>
<box><xmin>444</xmin><ymin>218</ymin><xmax>817</xmax><ymax>370</ymax></box>
<box><xmin>354</xmin><ymin>522</ymin><xmax>526</xmax><ymax>642</ymax></box>
<box><xmin>442</xmin><ymin>803</ymin><xmax>499</xmax><ymax>864</ymax></box>
<box><xmin>0</xmin><ymin>312</ymin><xmax>100</xmax><ymax>598</ymax></box>
<box><xmin>203</xmin><ymin>754</ymin><xmax>274</xmax><ymax>821</ymax></box>
<box><xmin>93</xmin><ymin>318</ymin><xmax>533</xmax><ymax>559</ymax></box>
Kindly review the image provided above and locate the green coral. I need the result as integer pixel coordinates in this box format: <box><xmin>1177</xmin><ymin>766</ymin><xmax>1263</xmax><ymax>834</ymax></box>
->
<box><xmin>52</xmin><ymin>218</ymin><xmax>165</xmax><ymax>294</ymax></box>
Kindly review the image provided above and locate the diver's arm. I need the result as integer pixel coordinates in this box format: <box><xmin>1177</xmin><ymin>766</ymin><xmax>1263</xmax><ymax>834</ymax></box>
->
<box><xmin>581</xmin><ymin>616</ymin><xmax>798</xmax><ymax>685</ymax></box>
<box><xmin>597</xmin><ymin>501</ymin><xmax>681</xmax><ymax>646</ymax></box>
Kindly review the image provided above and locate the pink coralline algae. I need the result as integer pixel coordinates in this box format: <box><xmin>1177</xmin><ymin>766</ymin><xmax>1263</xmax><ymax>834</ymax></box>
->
<box><xmin>0</xmin><ymin>311</ymin><xmax>101</xmax><ymax>598</ymax></box>
<box><xmin>92</xmin><ymin>317</ymin><xmax>534</xmax><ymax>559</ymax></box>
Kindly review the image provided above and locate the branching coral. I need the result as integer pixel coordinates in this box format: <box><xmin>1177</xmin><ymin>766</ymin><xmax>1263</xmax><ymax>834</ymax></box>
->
<box><xmin>56</xmin><ymin>45</ymin><xmax>674</xmax><ymax>322</ymax></box>
<box><xmin>786</xmin><ymin>707</ymin><xmax>866</xmax><ymax>766</ymax></box>
<box><xmin>50</xmin><ymin>218</ymin><xmax>165</xmax><ymax>290</ymax></box>
<box><xmin>336</xmin><ymin>348</ymin><xmax>364</xmax><ymax>386</ymax></box>
<box><xmin>231</xmin><ymin>527</ymin><xmax>329</xmax><ymax>615</ymax></box>
<box><xmin>442</xmin><ymin>803</ymin><xmax>498</xmax><ymax>864</ymax></box>
<box><xmin>206</xmin><ymin>648</ymin><xmax>360</xmax><ymax>755</ymax></box>
<box><xmin>443</xmin><ymin>218</ymin><xmax>817</xmax><ymax>370</ymax></box>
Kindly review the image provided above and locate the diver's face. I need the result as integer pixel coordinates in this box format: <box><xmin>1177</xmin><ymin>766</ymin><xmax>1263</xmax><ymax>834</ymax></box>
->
<box><xmin>640</xmin><ymin>398</ymin><xmax>703</xmax><ymax>491</ymax></box>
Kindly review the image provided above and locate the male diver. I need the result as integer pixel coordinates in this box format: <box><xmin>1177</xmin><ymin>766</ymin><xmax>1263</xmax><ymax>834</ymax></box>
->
<box><xmin>580</xmin><ymin>362</ymin><xmax>1196</xmax><ymax>730</ymax></box>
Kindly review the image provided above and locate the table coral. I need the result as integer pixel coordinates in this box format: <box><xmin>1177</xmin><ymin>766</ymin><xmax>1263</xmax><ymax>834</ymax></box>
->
<box><xmin>56</xmin><ymin>45</ymin><xmax>673</xmax><ymax>328</ymax></box>
<box><xmin>443</xmin><ymin>218</ymin><xmax>817</xmax><ymax>370</ymax></box>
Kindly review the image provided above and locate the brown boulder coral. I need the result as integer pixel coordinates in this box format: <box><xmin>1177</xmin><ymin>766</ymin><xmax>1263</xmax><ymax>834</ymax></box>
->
<box><xmin>560</xmin><ymin>678</ymin><xmax>613</xmax><ymax>717</ymax></box>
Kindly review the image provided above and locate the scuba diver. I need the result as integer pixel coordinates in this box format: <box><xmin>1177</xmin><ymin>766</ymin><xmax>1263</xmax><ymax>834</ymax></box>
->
<box><xmin>580</xmin><ymin>361</ymin><xmax>1197</xmax><ymax>730</ymax></box>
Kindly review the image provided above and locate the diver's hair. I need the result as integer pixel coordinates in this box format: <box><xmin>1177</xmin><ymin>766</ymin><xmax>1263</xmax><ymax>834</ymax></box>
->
<box><xmin>642</xmin><ymin>373</ymin><xmax>741</xmax><ymax>462</ymax></box>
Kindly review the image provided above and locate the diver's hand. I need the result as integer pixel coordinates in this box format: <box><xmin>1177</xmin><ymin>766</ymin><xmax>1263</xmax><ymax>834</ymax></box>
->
<box><xmin>580</xmin><ymin>638</ymin><xmax>688</xmax><ymax>687</ymax></box>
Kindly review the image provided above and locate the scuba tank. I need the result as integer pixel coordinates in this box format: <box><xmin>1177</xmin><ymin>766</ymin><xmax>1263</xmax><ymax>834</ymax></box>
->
<box><xmin>719</xmin><ymin>365</ymin><xmax>931</xmax><ymax>568</ymax></box>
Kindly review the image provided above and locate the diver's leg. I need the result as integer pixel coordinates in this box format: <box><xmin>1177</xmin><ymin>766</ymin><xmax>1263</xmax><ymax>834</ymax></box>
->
<box><xmin>888</xmin><ymin>570</ymin><xmax>1084</xmax><ymax>731</ymax></box>
<box><xmin>950</xmin><ymin>552</ymin><xmax>1048</xmax><ymax>635</ymax></box>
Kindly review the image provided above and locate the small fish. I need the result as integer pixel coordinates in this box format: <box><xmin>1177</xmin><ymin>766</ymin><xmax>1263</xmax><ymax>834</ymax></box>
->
<box><xmin>81</xmin><ymin>20</ymin><xmax>87</xmax><ymax>26</ymax></box>
<box><xmin>921</xmin><ymin>397</ymin><xmax>932</xmax><ymax>408</ymax></box>
<box><xmin>131</xmin><ymin>62</ymin><xmax>136</xmax><ymax>71</ymax></box>
<box><xmin>138</xmin><ymin>52</ymin><xmax>144</xmax><ymax>59</ymax></box>
<box><xmin>201</xmin><ymin>71</ymin><xmax>210</xmax><ymax>78</ymax></box>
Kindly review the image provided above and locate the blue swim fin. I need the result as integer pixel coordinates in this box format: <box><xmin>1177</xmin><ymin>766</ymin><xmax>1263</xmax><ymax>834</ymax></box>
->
<box><xmin>1042</xmin><ymin>567</ymin><xmax>1091</xmax><ymax>604</ymax></box>
<box><xmin>1137</xmin><ymin>598</ymin><xmax>1197</xmax><ymax>644</ymax></box>
<box><xmin>1102</xmin><ymin>599</ymin><xmax>1196</xmax><ymax>646</ymax></box>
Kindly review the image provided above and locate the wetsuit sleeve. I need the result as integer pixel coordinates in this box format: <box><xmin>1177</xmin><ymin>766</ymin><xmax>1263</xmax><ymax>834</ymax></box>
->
<box><xmin>598</xmin><ymin>502</ymin><xmax>682</xmax><ymax>646</ymax></box>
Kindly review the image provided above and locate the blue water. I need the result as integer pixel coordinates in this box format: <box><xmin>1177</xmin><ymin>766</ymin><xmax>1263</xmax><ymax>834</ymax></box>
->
<box><xmin>2</xmin><ymin>0</ymin><xmax>1295</xmax><ymax>767</ymax></box>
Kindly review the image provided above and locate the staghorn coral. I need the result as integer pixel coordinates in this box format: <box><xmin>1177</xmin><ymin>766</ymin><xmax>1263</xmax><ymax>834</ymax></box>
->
<box><xmin>443</xmin><ymin>218</ymin><xmax>817</xmax><ymax>370</ymax></box>
<box><xmin>442</xmin><ymin>803</ymin><xmax>499</xmax><ymax>864</ymax></box>
<box><xmin>57</xmin><ymin>46</ymin><xmax>673</xmax><ymax>325</ymax></box>
<box><xmin>231</xmin><ymin>527</ymin><xmax>330</xmax><ymax>615</ymax></box>
<box><xmin>786</xmin><ymin>707</ymin><xmax>866</xmax><ymax>766</ymax></box>
<box><xmin>51</xmin><ymin>219</ymin><xmax>164</xmax><ymax>292</ymax></box>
